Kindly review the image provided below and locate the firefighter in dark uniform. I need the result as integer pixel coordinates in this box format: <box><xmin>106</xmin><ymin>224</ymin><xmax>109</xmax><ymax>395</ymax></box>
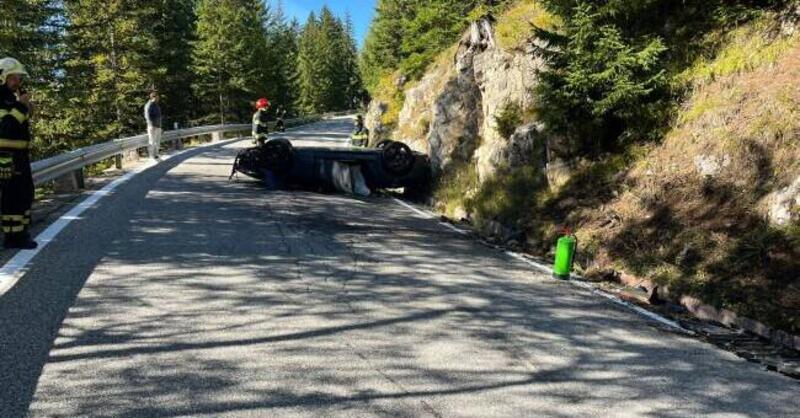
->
<box><xmin>350</xmin><ymin>114</ymin><xmax>369</xmax><ymax>147</ymax></box>
<box><xmin>252</xmin><ymin>97</ymin><xmax>270</xmax><ymax>146</ymax></box>
<box><xmin>0</xmin><ymin>57</ymin><xmax>37</xmax><ymax>249</ymax></box>
<box><xmin>275</xmin><ymin>106</ymin><xmax>287</xmax><ymax>132</ymax></box>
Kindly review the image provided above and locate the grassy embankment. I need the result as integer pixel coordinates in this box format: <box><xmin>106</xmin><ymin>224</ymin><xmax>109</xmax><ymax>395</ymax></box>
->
<box><xmin>432</xmin><ymin>5</ymin><xmax>800</xmax><ymax>332</ymax></box>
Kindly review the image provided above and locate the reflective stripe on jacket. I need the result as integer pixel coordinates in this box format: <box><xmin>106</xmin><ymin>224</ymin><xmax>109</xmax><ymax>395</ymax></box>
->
<box><xmin>0</xmin><ymin>84</ymin><xmax>31</xmax><ymax>152</ymax></box>
<box><xmin>252</xmin><ymin>110</ymin><xmax>269</xmax><ymax>135</ymax></box>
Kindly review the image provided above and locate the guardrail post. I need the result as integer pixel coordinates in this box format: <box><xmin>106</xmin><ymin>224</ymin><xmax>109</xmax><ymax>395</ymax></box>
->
<box><xmin>211</xmin><ymin>131</ymin><xmax>223</xmax><ymax>142</ymax></box>
<box><xmin>115</xmin><ymin>154</ymin><xmax>123</xmax><ymax>170</ymax></box>
<box><xmin>53</xmin><ymin>168</ymin><xmax>85</xmax><ymax>193</ymax></box>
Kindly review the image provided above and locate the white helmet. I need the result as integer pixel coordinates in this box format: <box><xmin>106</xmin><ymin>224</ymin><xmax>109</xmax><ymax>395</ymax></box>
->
<box><xmin>0</xmin><ymin>57</ymin><xmax>29</xmax><ymax>84</ymax></box>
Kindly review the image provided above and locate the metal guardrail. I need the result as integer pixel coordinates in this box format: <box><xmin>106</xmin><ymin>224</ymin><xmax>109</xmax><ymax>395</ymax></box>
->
<box><xmin>30</xmin><ymin>124</ymin><xmax>248</xmax><ymax>185</ymax></box>
<box><xmin>29</xmin><ymin>113</ymin><xmax>338</xmax><ymax>186</ymax></box>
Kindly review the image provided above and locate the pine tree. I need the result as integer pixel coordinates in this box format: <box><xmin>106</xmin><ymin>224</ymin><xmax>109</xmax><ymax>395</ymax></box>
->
<box><xmin>296</xmin><ymin>7</ymin><xmax>362</xmax><ymax>113</ymax></box>
<box><xmin>296</xmin><ymin>12</ymin><xmax>325</xmax><ymax>113</ymax></box>
<box><xmin>283</xmin><ymin>19</ymin><xmax>302</xmax><ymax>113</ymax></box>
<box><xmin>360</xmin><ymin>0</ymin><xmax>409</xmax><ymax>91</ymax></box>
<box><xmin>342</xmin><ymin>14</ymin><xmax>364</xmax><ymax>109</ymax></box>
<box><xmin>60</xmin><ymin>0</ymin><xmax>162</xmax><ymax>144</ymax></box>
<box><xmin>534</xmin><ymin>1</ymin><xmax>669</xmax><ymax>152</ymax></box>
<box><xmin>151</xmin><ymin>0</ymin><xmax>196</xmax><ymax>128</ymax></box>
<box><xmin>0</xmin><ymin>0</ymin><xmax>66</xmax><ymax>157</ymax></box>
<box><xmin>0</xmin><ymin>0</ymin><xmax>61</xmax><ymax>80</ymax></box>
<box><xmin>262</xmin><ymin>2</ymin><xmax>300</xmax><ymax>114</ymax></box>
<box><xmin>400</xmin><ymin>0</ymin><xmax>480</xmax><ymax>79</ymax></box>
<box><xmin>532</xmin><ymin>0</ymin><xmax>775</xmax><ymax>152</ymax></box>
<box><xmin>318</xmin><ymin>7</ymin><xmax>345</xmax><ymax>110</ymax></box>
<box><xmin>360</xmin><ymin>0</ymin><xmax>484</xmax><ymax>90</ymax></box>
<box><xmin>191</xmin><ymin>0</ymin><xmax>269</xmax><ymax>124</ymax></box>
<box><xmin>4</xmin><ymin>0</ymin><xmax>360</xmax><ymax>160</ymax></box>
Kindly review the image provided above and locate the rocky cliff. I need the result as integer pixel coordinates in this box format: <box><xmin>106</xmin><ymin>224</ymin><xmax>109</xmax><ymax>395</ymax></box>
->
<box><xmin>367</xmin><ymin>15</ymin><xmax>546</xmax><ymax>182</ymax></box>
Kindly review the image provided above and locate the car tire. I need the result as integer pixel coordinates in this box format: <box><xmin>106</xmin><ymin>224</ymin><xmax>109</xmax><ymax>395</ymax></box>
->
<box><xmin>261</xmin><ymin>138</ymin><xmax>294</xmax><ymax>173</ymax></box>
<box><xmin>381</xmin><ymin>141</ymin><xmax>415</xmax><ymax>176</ymax></box>
<box><xmin>375</xmin><ymin>140</ymin><xmax>393</xmax><ymax>149</ymax></box>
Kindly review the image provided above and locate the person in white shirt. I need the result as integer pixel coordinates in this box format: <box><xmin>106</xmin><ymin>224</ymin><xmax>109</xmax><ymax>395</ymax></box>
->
<box><xmin>144</xmin><ymin>91</ymin><xmax>162</xmax><ymax>159</ymax></box>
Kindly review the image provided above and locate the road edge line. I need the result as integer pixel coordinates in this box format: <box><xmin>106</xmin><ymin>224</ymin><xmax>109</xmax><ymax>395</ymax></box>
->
<box><xmin>391</xmin><ymin>197</ymin><xmax>469</xmax><ymax>236</ymax></box>
<box><xmin>392</xmin><ymin>197</ymin><xmax>694</xmax><ymax>335</ymax></box>
<box><xmin>0</xmin><ymin>136</ymin><xmax>245</xmax><ymax>296</ymax></box>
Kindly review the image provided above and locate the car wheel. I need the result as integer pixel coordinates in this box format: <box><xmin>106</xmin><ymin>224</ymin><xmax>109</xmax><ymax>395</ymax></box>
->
<box><xmin>261</xmin><ymin>138</ymin><xmax>294</xmax><ymax>173</ymax></box>
<box><xmin>375</xmin><ymin>140</ymin><xmax>393</xmax><ymax>149</ymax></box>
<box><xmin>381</xmin><ymin>141</ymin><xmax>415</xmax><ymax>176</ymax></box>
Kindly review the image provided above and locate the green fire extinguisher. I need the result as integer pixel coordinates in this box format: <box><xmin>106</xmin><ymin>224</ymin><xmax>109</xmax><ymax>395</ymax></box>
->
<box><xmin>553</xmin><ymin>229</ymin><xmax>577</xmax><ymax>280</ymax></box>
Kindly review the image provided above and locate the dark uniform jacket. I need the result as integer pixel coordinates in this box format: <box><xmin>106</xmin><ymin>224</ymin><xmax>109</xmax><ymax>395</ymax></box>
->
<box><xmin>353</xmin><ymin>122</ymin><xmax>366</xmax><ymax>135</ymax></box>
<box><xmin>0</xmin><ymin>84</ymin><xmax>31</xmax><ymax>153</ymax></box>
<box><xmin>0</xmin><ymin>83</ymin><xmax>34</xmax><ymax>237</ymax></box>
<box><xmin>253</xmin><ymin>109</ymin><xmax>269</xmax><ymax>136</ymax></box>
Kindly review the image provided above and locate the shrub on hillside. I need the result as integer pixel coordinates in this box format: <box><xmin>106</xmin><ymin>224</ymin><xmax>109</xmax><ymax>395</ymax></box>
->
<box><xmin>533</xmin><ymin>0</ymin><xmax>790</xmax><ymax>154</ymax></box>
<box><xmin>534</xmin><ymin>2</ymin><xmax>669</xmax><ymax>154</ymax></box>
<box><xmin>495</xmin><ymin>101</ymin><xmax>524</xmax><ymax>140</ymax></box>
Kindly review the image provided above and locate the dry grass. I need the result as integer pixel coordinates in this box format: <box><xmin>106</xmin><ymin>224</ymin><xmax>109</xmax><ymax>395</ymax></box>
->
<box><xmin>579</xmin><ymin>33</ymin><xmax>800</xmax><ymax>332</ymax></box>
<box><xmin>433</xmin><ymin>160</ymin><xmax>479</xmax><ymax>217</ymax></box>
<box><xmin>373</xmin><ymin>71</ymin><xmax>406</xmax><ymax>130</ymax></box>
<box><xmin>678</xmin><ymin>14</ymin><xmax>798</xmax><ymax>87</ymax></box>
<box><xmin>495</xmin><ymin>0</ymin><xmax>559</xmax><ymax>51</ymax></box>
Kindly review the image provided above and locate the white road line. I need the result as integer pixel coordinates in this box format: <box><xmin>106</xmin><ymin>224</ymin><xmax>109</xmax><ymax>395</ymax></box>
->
<box><xmin>505</xmin><ymin>250</ymin><xmax>552</xmax><ymax>273</ymax></box>
<box><xmin>392</xmin><ymin>197</ymin><xmax>694</xmax><ymax>335</ymax></box>
<box><xmin>391</xmin><ymin>197</ymin><xmax>469</xmax><ymax>235</ymax></box>
<box><xmin>507</xmin><ymin>249</ymin><xmax>694</xmax><ymax>335</ymax></box>
<box><xmin>0</xmin><ymin>136</ymin><xmax>245</xmax><ymax>296</ymax></box>
<box><xmin>569</xmin><ymin>279</ymin><xmax>694</xmax><ymax>335</ymax></box>
<box><xmin>392</xmin><ymin>197</ymin><xmax>431</xmax><ymax>218</ymax></box>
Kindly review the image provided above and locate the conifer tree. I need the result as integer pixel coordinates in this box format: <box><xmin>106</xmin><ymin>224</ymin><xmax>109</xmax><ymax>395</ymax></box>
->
<box><xmin>296</xmin><ymin>8</ymin><xmax>361</xmax><ymax>113</ymax></box>
<box><xmin>3</xmin><ymin>0</ymin><xmax>360</xmax><ymax>159</ymax></box>
<box><xmin>191</xmin><ymin>0</ymin><xmax>269</xmax><ymax>124</ymax></box>
<box><xmin>296</xmin><ymin>12</ymin><xmax>325</xmax><ymax>113</ymax></box>
<box><xmin>342</xmin><ymin>15</ymin><xmax>365</xmax><ymax>109</ymax></box>
<box><xmin>152</xmin><ymin>0</ymin><xmax>196</xmax><ymax>127</ymax></box>
<box><xmin>0</xmin><ymin>0</ymin><xmax>61</xmax><ymax>80</ymax></box>
<box><xmin>360</xmin><ymin>0</ymin><xmax>483</xmax><ymax>89</ymax></box>
<box><xmin>262</xmin><ymin>3</ymin><xmax>300</xmax><ymax>114</ymax></box>
<box><xmin>360</xmin><ymin>0</ymin><xmax>409</xmax><ymax>91</ymax></box>
<box><xmin>0</xmin><ymin>0</ymin><xmax>66</xmax><ymax>157</ymax></box>
<box><xmin>60</xmin><ymin>0</ymin><xmax>161</xmax><ymax>143</ymax></box>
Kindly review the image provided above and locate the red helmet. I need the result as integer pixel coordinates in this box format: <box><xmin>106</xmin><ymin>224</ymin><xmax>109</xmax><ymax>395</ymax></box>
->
<box><xmin>256</xmin><ymin>98</ymin><xmax>270</xmax><ymax>109</ymax></box>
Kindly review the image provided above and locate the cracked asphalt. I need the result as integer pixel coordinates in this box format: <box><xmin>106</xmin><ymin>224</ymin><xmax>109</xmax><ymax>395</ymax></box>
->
<box><xmin>0</xmin><ymin>118</ymin><xmax>797</xmax><ymax>417</ymax></box>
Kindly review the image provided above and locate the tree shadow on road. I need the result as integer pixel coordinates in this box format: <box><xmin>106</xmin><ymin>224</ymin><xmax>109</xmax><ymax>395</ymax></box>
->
<box><xmin>1</xmin><ymin>139</ymin><xmax>797</xmax><ymax>417</ymax></box>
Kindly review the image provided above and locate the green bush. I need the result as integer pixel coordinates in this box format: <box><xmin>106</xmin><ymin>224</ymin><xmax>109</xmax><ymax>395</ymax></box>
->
<box><xmin>534</xmin><ymin>2</ymin><xmax>668</xmax><ymax>152</ymax></box>
<box><xmin>495</xmin><ymin>102</ymin><xmax>524</xmax><ymax>140</ymax></box>
<box><xmin>533</xmin><ymin>0</ymin><xmax>786</xmax><ymax>153</ymax></box>
<box><xmin>467</xmin><ymin>165</ymin><xmax>548</xmax><ymax>226</ymax></box>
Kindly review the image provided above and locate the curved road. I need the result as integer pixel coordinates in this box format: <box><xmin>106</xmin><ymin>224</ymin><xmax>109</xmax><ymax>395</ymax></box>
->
<box><xmin>0</xmin><ymin>118</ymin><xmax>797</xmax><ymax>417</ymax></box>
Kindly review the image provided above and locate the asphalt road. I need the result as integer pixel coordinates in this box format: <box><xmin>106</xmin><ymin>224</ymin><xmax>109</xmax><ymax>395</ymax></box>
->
<box><xmin>1</xmin><ymin>118</ymin><xmax>797</xmax><ymax>417</ymax></box>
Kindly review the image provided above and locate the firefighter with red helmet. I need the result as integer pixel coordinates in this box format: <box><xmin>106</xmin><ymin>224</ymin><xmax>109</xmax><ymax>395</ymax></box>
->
<box><xmin>252</xmin><ymin>97</ymin><xmax>270</xmax><ymax>146</ymax></box>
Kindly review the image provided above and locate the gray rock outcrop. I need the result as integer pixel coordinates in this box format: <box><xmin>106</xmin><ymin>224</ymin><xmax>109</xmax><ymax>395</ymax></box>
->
<box><xmin>391</xmin><ymin>18</ymin><xmax>546</xmax><ymax>180</ymax></box>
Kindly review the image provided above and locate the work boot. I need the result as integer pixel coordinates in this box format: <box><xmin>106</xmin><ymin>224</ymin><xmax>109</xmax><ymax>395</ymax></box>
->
<box><xmin>4</xmin><ymin>233</ymin><xmax>38</xmax><ymax>250</ymax></box>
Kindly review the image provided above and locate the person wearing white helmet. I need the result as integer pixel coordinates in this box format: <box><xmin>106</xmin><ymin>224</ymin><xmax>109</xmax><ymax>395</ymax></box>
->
<box><xmin>0</xmin><ymin>57</ymin><xmax>37</xmax><ymax>249</ymax></box>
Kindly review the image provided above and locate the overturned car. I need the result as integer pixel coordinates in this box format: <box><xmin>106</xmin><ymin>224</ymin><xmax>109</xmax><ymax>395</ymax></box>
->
<box><xmin>231</xmin><ymin>138</ymin><xmax>430</xmax><ymax>195</ymax></box>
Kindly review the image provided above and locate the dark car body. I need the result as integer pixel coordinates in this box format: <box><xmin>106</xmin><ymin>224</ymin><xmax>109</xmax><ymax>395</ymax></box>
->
<box><xmin>232</xmin><ymin>139</ymin><xmax>430</xmax><ymax>192</ymax></box>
